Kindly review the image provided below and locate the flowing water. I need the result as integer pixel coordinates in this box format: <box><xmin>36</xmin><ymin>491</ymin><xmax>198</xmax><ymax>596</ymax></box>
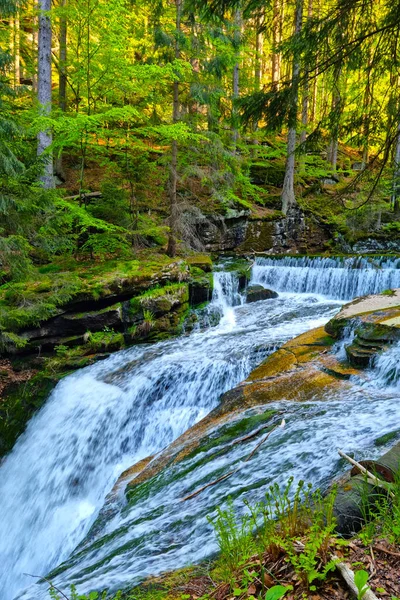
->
<box><xmin>1</xmin><ymin>257</ymin><xmax>400</xmax><ymax>599</ymax></box>
<box><xmin>252</xmin><ymin>255</ymin><xmax>400</xmax><ymax>300</ymax></box>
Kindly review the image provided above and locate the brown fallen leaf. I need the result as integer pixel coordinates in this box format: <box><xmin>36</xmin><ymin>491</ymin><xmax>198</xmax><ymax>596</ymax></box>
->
<box><xmin>263</xmin><ymin>573</ymin><xmax>275</xmax><ymax>587</ymax></box>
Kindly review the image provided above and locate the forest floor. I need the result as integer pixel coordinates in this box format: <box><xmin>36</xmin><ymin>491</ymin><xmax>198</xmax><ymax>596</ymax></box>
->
<box><xmin>133</xmin><ymin>536</ymin><xmax>400</xmax><ymax>600</ymax></box>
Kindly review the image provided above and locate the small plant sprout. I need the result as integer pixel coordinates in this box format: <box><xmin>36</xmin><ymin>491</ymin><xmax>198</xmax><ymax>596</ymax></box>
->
<box><xmin>265</xmin><ymin>585</ymin><xmax>293</xmax><ymax>600</ymax></box>
<box><xmin>354</xmin><ymin>570</ymin><xmax>371</xmax><ymax>600</ymax></box>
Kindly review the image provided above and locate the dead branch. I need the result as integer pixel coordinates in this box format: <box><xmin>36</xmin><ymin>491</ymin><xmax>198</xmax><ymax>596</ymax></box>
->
<box><xmin>331</xmin><ymin>555</ymin><xmax>380</xmax><ymax>600</ymax></box>
<box><xmin>23</xmin><ymin>573</ymin><xmax>70</xmax><ymax>600</ymax></box>
<box><xmin>338</xmin><ymin>449</ymin><xmax>395</xmax><ymax>498</ymax></box>
<box><xmin>373</xmin><ymin>545</ymin><xmax>400</xmax><ymax>558</ymax></box>
<box><xmin>181</xmin><ymin>421</ymin><xmax>283</xmax><ymax>502</ymax></box>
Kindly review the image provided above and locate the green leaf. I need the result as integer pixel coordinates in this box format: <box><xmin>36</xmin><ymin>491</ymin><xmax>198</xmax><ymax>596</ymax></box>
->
<box><xmin>354</xmin><ymin>570</ymin><xmax>370</xmax><ymax>599</ymax></box>
<box><xmin>265</xmin><ymin>585</ymin><xmax>292</xmax><ymax>600</ymax></box>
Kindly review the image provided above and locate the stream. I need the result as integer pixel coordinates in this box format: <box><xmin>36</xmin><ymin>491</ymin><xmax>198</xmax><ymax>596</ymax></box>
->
<box><xmin>1</xmin><ymin>256</ymin><xmax>400</xmax><ymax>599</ymax></box>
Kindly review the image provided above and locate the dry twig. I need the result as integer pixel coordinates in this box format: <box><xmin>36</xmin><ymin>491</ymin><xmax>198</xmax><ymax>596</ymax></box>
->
<box><xmin>181</xmin><ymin>421</ymin><xmax>284</xmax><ymax>501</ymax></box>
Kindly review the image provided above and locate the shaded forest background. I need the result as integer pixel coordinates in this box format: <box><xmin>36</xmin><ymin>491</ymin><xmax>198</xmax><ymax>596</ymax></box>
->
<box><xmin>1</xmin><ymin>0</ymin><xmax>400</xmax><ymax>281</ymax></box>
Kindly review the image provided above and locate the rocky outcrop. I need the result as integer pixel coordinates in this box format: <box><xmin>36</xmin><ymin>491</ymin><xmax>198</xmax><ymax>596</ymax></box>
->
<box><xmin>333</xmin><ymin>441</ymin><xmax>400</xmax><ymax>535</ymax></box>
<box><xmin>88</xmin><ymin>292</ymin><xmax>400</xmax><ymax>525</ymax></box>
<box><xmin>194</xmin><ymin>207</ymin><xmax>329</xmax><ymax>255</ymax></box>
<box><xmin>245</xmin><ymin>285</ymin><xmax>278</xmax><ymax>303</ymax></box>
<box><xmin>325</xmin><ymin>290</ymin><xmax>400</xmax><ymax>367</ymax></box>
<box><xmin>0</xmin><ymin>257</ymin><xmax>216</xmax><ymax>358</ymax></box>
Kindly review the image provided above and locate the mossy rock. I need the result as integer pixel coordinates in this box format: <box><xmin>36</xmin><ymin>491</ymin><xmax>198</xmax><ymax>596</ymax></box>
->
<box><xmin>237</xmin><ymin>220</ymin><xmax>275</xmax><ymax>253</ymax></box>
<box><xmin>0</xmin><ymin>370</ymin><xmax>61</xmax><ymax>458</ymax></box>
<box><xmin>186</xmin><ymin>254</ymin><xmax>213</xmax><ymax>272</ymax></box>
<box><xmin>245</xmin><ymin>285</ymin><xmax>278</xmax><ymax>303</ymax></box>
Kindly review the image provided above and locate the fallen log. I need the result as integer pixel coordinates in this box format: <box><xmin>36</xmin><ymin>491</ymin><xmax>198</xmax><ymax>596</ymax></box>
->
<box><xmin>333</xmin><ymin>443</ymin><xmax>400</xmax><ymax>536</ymax></box>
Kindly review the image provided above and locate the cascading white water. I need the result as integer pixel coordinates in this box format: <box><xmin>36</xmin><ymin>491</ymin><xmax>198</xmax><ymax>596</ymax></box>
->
<box><xmin>372</xmin><ymin>340</ymin><xmax>400</xmax><ymax>387</ymax></box>
<box><xmin>251</xmin><ymin>256</ymin><xmax>400</xmax><ymax>300</ymax></box>
<box><xmin>1</xmin><ymin>257</ymin><xmax>399</xmax><ymax>599</ymax></box>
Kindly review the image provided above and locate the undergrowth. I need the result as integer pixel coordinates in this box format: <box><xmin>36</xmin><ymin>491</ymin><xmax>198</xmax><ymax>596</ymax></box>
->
<box><xmin>46</xmin><ymin>472</ymin><xmax>400</xmax><ymax>600</ymax></box>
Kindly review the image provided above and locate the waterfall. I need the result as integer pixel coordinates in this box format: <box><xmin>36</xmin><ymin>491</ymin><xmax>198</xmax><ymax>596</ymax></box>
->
<box><xmin>207</xmin><ymin>271</ymin><xmax>245</xmax><ymax>330</ymax></box>
<box><xmin>371</xmin><ymin>341</ymin><xmax>400</xmax><ymax>387</ymax></box>
<box><xmin>2</xmin><ymin>257</ymin><xmax>399</xmax><ymax>599</ymax></box>
<box><xmin>251</xmin><ymin>256</ymin><xmax>400</xmax><ymax>300</ymax></box>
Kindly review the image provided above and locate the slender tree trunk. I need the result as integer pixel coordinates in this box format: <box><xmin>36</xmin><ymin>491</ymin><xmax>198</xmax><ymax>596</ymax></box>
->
<box><xmin>37</xmin><ymin>0</ymin><xmax>54</xmax><ymax>189</ymax></box>
<box><xmin>55</xmin><ymin>0</ymin><xmax>67</xmax><ymax>181</ymax></box>
<box><xmin>254</xmin><ymin>12</ymin><xmax>263</xmax><ymax>91</ymax></box>
<box><xmin>361</xmin><ymin>54</ymin><xmax>372</xmax><ymax>168</ymax></box>
<box><xmin>327</xmin><ymin>64</ymin><xmax>342</xmax><ymax>171</ymax></box>
<box><xmin>32</xmin><ymin>3</ymin><xmax>39</xmax><ymax>92</ymax></box>
<box><xmin>232</xmin><ymin>8</ymin><xmax>241</xmax><ymax>146</ymax></box>
<box><xmin>281</xmin><ymin>0</ymin><xmax>303</xmax><ymax>215</ymax></box>
<box><xmin>392</xmin><ymin>121</ymin><xmax>400</xmax><ymax>217</ymax></box>
<box><xmin>271</xmin><ymin>0</ymin><xmax>282</xmax><ymax>87</ymax></box>
<box><xmin>299</xmin><ymin>0</ymin><xmax>313</xmax><ymax>153</ymax></box>
<box><xmin>11</xmin><ymin>13</ymin><xmax>21</xmax><ymax>87</ymax></box>
<box><xmin>167</xmin><ymin>0</ymin><xmax>181</xmax><ymax>257</ymax></box>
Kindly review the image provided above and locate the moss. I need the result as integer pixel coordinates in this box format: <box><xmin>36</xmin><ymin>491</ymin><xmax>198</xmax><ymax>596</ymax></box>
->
<box><xmin>374</xmin><ymin>430</ymin><xmax>400</xmax><ymax>447</ymax></box>
<box><xmin>186</xmin><ymin>254</ymin><xmax>213</xmax><ymax>272</ymax></box>
<box><xmin>238</xmin><ymin>221</ymin><xmax>275</xmax><ymax>253</ymax></box>
<box><xmin>0</xmin><ymin>370</ymin><xmax>61</xmax><ymax>458</ymax></box>
<box><xmin>0</xmin><ymin>254</ymin><xmax>188</xmax><ymax>339</ymax></box>
<box><xmin>180</xmin><ymin>409</ymin><xmax>277</xmax><ymax>465</ymax></box>
<box><xmin>87</xmin><ymin>330</ymin><xmax>125</xmax><ymax>352</ymax></box>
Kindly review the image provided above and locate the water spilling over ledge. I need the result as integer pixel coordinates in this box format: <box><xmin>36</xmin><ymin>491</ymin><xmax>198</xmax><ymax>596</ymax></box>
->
<box><xmin>1</xmin><ymin>257</ymin><xmax>400</xmax><ymax>599</ymax></box>
<box><xmin>252</xmin><ymin>256</ymin><xmax>400</xmax><ymax>300</ymax></box>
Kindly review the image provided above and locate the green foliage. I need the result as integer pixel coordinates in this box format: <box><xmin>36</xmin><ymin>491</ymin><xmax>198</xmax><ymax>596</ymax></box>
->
<box><xmin>353</xmin><ymin>570</ymin><xmax>370</xmax><ymax>600</ymax></box>
<box><xmin>48</xmin><ymin>583</ymin><xmax>122</xmax><ymax>599</ymax></box>
<box><xmin>265</xmin><ymin>586</ymin><xmax>292</xmax><ymax>600</ymax></box>
<box><xmin>210</xmin><ymin>479</ymin><xmax>339</xmax><ymax>594</ymax></box>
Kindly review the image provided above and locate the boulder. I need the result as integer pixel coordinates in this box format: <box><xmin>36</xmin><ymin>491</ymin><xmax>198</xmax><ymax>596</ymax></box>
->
<box><xmin>246</xmin><ymin>285</ymin><xmax>278</xmax><ymax>303</ymax></box>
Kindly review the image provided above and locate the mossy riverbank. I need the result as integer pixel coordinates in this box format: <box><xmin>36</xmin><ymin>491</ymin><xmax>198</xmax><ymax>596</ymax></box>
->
<box><xmin>0</xmin><ymin>252</ymin><xmax>215</xmax><ymax>459</ymax></box>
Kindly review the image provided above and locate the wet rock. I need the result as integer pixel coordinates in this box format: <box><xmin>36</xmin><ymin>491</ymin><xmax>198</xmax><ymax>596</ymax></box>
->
<box><xmin>321</xmin><ymin>177</ymin><xmax>339</xmax><ymax>185</ymax></box>
<box><xmin>333</xmin><ymin>442</ymin><xmax>400</xmax><ymax>535</ymax></box>
<box><xmin>352</xmin><ymin>238</ymin><xmax>400</xmax><ymax>253</ymax></box>
<box><xmin>245</xmin><ymin>285</ymin><xmax>278</xmax><ymax>303</ymax></box>
<box><xmin>325</xmin><ymin>291</ymin><xmax>400</xmax><ymax>367</ymax></box>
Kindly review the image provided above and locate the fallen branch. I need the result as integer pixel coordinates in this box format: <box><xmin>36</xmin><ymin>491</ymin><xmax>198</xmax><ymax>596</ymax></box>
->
<box><xmin>181</xmin><ymin>420</ymin><xmax>284</xmax><ymax>502</ymax></box>
<box><xmin>337</xmin><ymin>450</ymin><xmax>395</xmax><ymax>498</ymax></box>
<box><xmin>373</xmin><ymin>545</ymin><xmax>400</xmax><ymax>558</ymax></box>
<box><xmin>332</xmin><ymin>555</ymin><xmax>380</xmax><ymax>600</ymax></box>
<box><xmin>23</xmin><ymin>574</ymin><xmax>70</xmax><ymax>600</ymax></box>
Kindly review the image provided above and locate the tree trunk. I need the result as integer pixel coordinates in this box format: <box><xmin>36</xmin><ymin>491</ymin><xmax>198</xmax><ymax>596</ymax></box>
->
<box><xmin>271</xmin><ymin>0</ymin><xmax>282</xmax><ymax>87</ymax></box>
<box><xmin>11</xmin><ymin>13</ymin><xmax>21</xmax><ymax>87</ymax></box>
<box><xmin>361</xmin><ymin>55</ymin><xmax>372</xmax><ymax>168</ymax></box>
<box><xmin>254</xmin><ymin>12</ymin><xmax>263</xmax><ymax>91</ymax></box>
<box><xmin>392</xmin><ymin>121</ymin><xmax>400</xmax><ymax>218</ymax></box>
<box><xmin>327</xmin><ymin>66</ymin><xmax>341</xmax><ymax>171</ymax></box>
<box><xmin>55</xmin><ymin>0</ymin><xmax>67</xmax><ymax>181</ymax></box>
<box><xmin>37</xmin><ymin>0</ymin><xmax>54</xmax><ymax>189</ymax></box>
<box><xmin>232</xmin><ymin>8</ymin><xmax>241</xmax><ymax>146</ymax></box>
<box><xmin>32</xmin><ymin>3</ymin><xmax>39</xmax><ymax>93</ymax></box>
<box><xmin>299</xmin><ymin>0</ymin><xmax>312</xmax><ymax>152</ymax></box>
<box><xmin>281</xmin><ymin>0</ymin><xmax>303</xmax><ymax>215</ymax></box>
<box><xmin>167</xmin><ymin>0</ymin><xmax>181</xmax><ymax>257</ymax></box>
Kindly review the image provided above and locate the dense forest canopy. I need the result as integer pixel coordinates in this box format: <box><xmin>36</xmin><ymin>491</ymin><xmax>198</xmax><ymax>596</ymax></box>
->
<box><xmin>0</xmin><ymin>0</ymin><xmax>400</xmax><ymax>281</ymax></box>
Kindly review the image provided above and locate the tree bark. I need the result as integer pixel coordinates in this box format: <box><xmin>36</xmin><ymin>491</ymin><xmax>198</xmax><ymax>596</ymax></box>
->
<box><xmin>392</xmin><ymin>121</ymin><xmax>400</xmax><ymax>218</ymax></box>
<box><xmin>327</xmin><ymin>64</ymin><xmax>342</xmax><ymax>171</ymax></box>
<box><xmin>55</xmin><ymin>0</ymin><xmax>67</xmax><ymax>181</ymax></box>
<box><xmin>281</xmin><ymin>0</ymin><xmax>303</xmax><ymax>214</ymax></box>
<box><xmin>37</xmin><ymin>0</ymin><xmax>54</xmax><ymax>188</ymax></box>
<box><xmin>232</xmin><ymin>8</ymin><xmax>241</xmax><ymax>146</ymax></box>
<box><xmin>254</xmin><ymin>12</ymin><xmax>263</xmax><ymax>92</ymax></box>
<box><xmin>271</xmin><ymin>0</ymin><xmax>282</xmax><ymax>87</ymax></box>
<box><xmin>167</xmin><ymin>0</ymin><xmax>181</xmax><ymax>257</ymax></box>
<box><xmin>299</xmin><ymin>0</ymin><xmax>313</xmax><ymax>152</ymax></box>
<box><xmin>11</xmin><ymin>13</ymin><xmax>21</xmax><ymax>88</ymax></box>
